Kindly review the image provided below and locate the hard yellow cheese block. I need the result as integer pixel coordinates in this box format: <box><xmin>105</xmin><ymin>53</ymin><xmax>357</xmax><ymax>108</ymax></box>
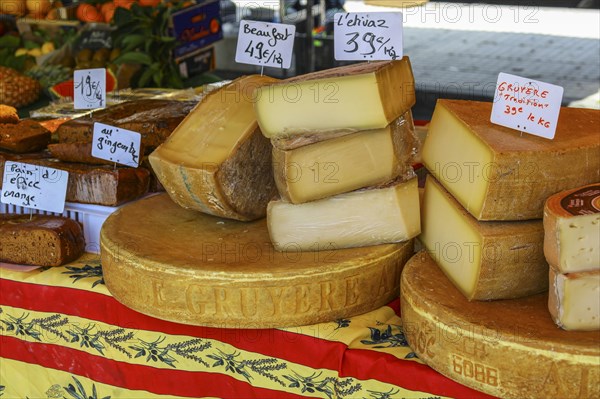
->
<box><xmin>420</xmin><ymin>175</ymin><xmax>548</xmax><ymax>300</ymax></box>
<box><xmin>273</xmin><ymin>113</ymin><xmax>417</xmax><ymax>204</ymax></box>
<box><xmin>267</xmin><ymin>177</ymin><xmax>420</xmax><ymax>251</ymax></box>
<box><xmin>255</xmin><ymin>59</ymin><xmax>415</xmax><ymax>141</ymax></box>
<box><xmin>149</xmin><ymin>75</ymin><xmax>278</xmax><ymax>221</ymax></box>
<box><xmin>549</xmin><ymin>268</ymin><xmax>600</xmax><ymax>331</ymax></box>
<box><xmin>401</xmin><ymin>251</ymin><xmax>600</xmax><ymax>399</ymax></box>
<box><xmin>543</xmin><ymin>183</ymin><xmax>600</xmax><ymax>273</ymax></box>
<box><xmin>422</xmin><ymin>100</ymin><xmax>600</xmax><ymax>220</ymax></box>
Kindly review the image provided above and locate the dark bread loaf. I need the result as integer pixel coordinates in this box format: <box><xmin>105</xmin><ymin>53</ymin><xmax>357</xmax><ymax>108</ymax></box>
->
<box><xmin>48</xmin><ymin>142</ymin><xmax>146</xmax><ymax>166</ymax></box>
<box><xmin>0</xmin><ymin>120</ymin><xmax>51</xmax><ymax>153</ymax></box>
<box><xmin>0</xmin><ymin>214</ymin><xmax>85</xmax><ymax>266</ymax></box>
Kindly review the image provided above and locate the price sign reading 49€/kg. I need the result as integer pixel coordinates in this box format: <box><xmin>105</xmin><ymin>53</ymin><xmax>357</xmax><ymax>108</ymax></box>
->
<box><xmin>74</xmin><ymin>68</ymin><xmax>106</xmax><ymax>110</ymax></box>
<box><xmin>491</xmin><ymin>72</ymin><xmax>564</xmax><ymax>140</ymax></box>
<box><xmin>235</xmin><ymin>20</ymin><xmax>296</xmax><ymax>69</ymax></box>
<box><xmin>334</xmin><ymin>12</ymin><xmax>403</xmax><ymax>61</ymax></box>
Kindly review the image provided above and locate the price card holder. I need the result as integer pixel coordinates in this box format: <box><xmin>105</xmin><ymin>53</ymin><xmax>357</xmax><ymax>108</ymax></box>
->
<box><xmin>235</xmin><ymin>20</ymin><xmax>296</xmax><ymax>69</ymax></box>
<box><xmin>334</xmin><ymin>12</ymin><xmax>403</xmax><ymax>61</ymax></box>
<box><xmin>1</xmin><ymin>161</ymin><xmax>69</xmax><ymax>214</ymax></box>
<box><xmin>491</xmin><ymin>72</ymin><xmax>564</xmax><ymax>140</ymax></box>
<box><xmin>91</xmin><ymin>122</ymin><xmax>142</xmax><ymax>167</ymax></box>
<box><xmin>74</xmin><ymin>68</ymin><xmax>106</xmax><ymax>110</ymax></box>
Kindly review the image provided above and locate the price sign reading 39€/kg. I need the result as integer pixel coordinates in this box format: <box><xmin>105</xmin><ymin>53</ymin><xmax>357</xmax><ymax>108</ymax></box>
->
<box><xmin>92</xmin><ymin>122</ymin><xmax>142</xmax><ymax>167</ymax></box>
<box><xmin>334</xmin><ymin>12</ymin><xmax>403</xmax><ymax>61</ymax></box>
<box><xmin>491</xmin><ymin>72</ymin><xmax>564</xmax><ymax>140</ymax></box>
<box><xmin>74</xmin><ymin>68</ymin><xmax>106</xmax><ymax>110</ymax></box>
<box><xmin>235</xmin><ymin>20</ymin><xmax>296</xmax><ymax>69</ymax></box>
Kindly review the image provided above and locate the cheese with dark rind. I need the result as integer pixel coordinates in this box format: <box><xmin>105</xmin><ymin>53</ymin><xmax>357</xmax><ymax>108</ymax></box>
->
<box><xmin>100</xmin><ymin>193</ymin><xmax>415</xmax><ymax>328</ymax></box>
<box><xmin>149</xmin><ymin>75</ymin><xmax>279</xmax><ymax>221</ymax></box>
<box><xmin>422</xmin><ymin>100</ymin><xmax>600</xmax><ymax>220</ymax></box>
<box><xmin>401</xmin><ymin>251</ymin><xmax>600</xmax><ymax>399</ymax></box>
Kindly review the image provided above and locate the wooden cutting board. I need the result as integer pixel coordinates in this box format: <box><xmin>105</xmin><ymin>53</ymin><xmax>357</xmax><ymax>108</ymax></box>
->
<box><xmin>400</xmin><ymin>251</ymin><xmax>600</xmax><ymax>399</ymax></box>
<box><xmin>100</xmin><ymin>194</ymin><xmax>414</xmax><ymax>328</ymax></box>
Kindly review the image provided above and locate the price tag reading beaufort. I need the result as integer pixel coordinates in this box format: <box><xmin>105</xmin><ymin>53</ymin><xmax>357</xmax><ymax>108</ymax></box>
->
<box><xmin>491</xmin><ymin>73</ymin><xmax>564</xmax><ymax>140</ymax></box>
<box><xmin>74</xmin><ymin>68</ymin><xmax>106</xmax><ymax>110</ymax></box>
<box><xmin>235</xmin><ymin>20</ymin><xmax>296</xmax><ymax>69</ymax></box>
<box><xmin>1</xmin><ymin>162</ymin><xmax>68</xmax><ymax>214</ymax></box>
<box><xmin>92</xmin><ymin>122</ymin><xmax>142</xmax><ymax>167</ymax></box>
<box><xmin>334</xmin><ymin>12</ymin><xmax>403</xmax><ymax>61</ymax></box>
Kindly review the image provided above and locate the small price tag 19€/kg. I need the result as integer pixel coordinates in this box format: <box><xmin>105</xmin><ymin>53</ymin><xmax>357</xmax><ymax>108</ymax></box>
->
<box><xmin>74</xmin><ymin>68</ymin><xmax>106</xmax><ymax>110</ymax></box>
<box><xmin>235</xmin><ymin>20</ymin><xmax>296</xmax><ymax>69</ymax></box>
<box><xmin>334</xmin><ymin>12</ymin><xmax>403</xmax><ymax>61</ymax></box>
<box><xmin>491</xmin><ymin>72</ymin><xmax>564</xmax><ymax>140</ymax></box>
<box><xmin>1</xmin><ymin>161</ymin><xmax>69</xmax><ymax>214</ymax></box>
<box><xmin>92</xmin><ymin>122</ymin><xmax>142</xmax><ymax>167</ymax></box>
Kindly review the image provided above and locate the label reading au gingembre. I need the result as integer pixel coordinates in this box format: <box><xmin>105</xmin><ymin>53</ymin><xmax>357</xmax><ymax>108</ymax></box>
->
<box><xmin>92</xmin><ymin>122</ymin><xmax>142</xmax><ymax>167</ymax></box>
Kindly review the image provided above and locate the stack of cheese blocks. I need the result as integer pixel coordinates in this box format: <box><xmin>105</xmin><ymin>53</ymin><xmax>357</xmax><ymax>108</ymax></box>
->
<box><xmin>543</xmin><ymin>184</ymin><xmax>600</xmax><ymax>331</ymax></box>
<box><xmin>253</xmin><ymin>58</ymin><xmax>421</xmax><ymax>251</ymax></box>
<box><xmin>418</xmin><ymin>99</ymin><xmax>600</xmax><ymax>309</ymax></box>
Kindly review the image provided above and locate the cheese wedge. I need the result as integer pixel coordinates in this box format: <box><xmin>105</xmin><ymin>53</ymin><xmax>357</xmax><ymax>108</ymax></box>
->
<box><xmin>420</xmin><ymin>175</ymin><xmax>548</xmax><ymax>300</ymax></box>
<box><xmin>267</xmin><ymin>177</ymin><xmax>420</xmax><ymax>251</ymax></box>
<box><xmin>255</xmin><ymin>59</ymin><xmax>415</xmax><ymax>141</ymax></box>
<box><xmin>149</xmin><ymin>75</ymin><xmax>279</xmax><ymax>221</ymax></box>
<box><xmin>543</xmin><ymin>183</ymin><xmax>600</xmax><ymax>273</ymax></box>
<box><xmin>549</xmin><ymin>268</ymin><xmax>600</xmax><ymax>331</ymax></box>
<box><xmin>273</xmin><ymin>113</ymin><xmax>417</xmax><ymax>204</ymax></box>
<box><xmin>422</xmin><ymin>100</ymin><xmax>600</xmax><ymax>221</ymax></box>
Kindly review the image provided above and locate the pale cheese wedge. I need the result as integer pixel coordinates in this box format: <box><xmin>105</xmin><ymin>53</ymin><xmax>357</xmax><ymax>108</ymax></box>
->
<box><xmin>549</xmin><ymin>268</ymin><xmax>600</xmax><ymax>331</ymax></box>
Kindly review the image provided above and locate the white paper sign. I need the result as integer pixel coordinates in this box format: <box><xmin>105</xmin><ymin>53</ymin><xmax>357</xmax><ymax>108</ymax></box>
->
<box><xmin>491</xmin><ymin>73</ymin><xmax>564</xmax><ymax>139</ymax></box>
<box><xmin>1</xmin><ymin>161</ymin><xmax>69</xmax><ymax>214</ymax></box>
<box><xmin>235</xmin><ymin>20</ymin><xmax>296</xmax><ymax>69</ymax></box>
<box><xmin>92</xmin><ymin>122</ymin><xmax>142</xmax><ymax>167</ymax></box>
<box><xmin>334</xmin><ymin>12</ymin><xmax>403</xmax><ymax>61</ymax></box>
<box><xmin>74</xmin><ymin>68</ymin><xmax>106</xmax><ymax>110</ymax></box>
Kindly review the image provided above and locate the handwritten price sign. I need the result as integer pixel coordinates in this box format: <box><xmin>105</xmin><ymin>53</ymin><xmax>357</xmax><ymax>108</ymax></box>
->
<box><xmin>334</xmin><ymin>12</ymin><xmax>403</xmax><ymax>61</ymax></box>
<box><xmin>491</xmin><ymin>73</ymin><xmax>563</xmax><ymax>139</ymax></box>
<box><xmin>235</xmin><ymin>20</ymin><xmax>296</xmax><ymax>69</ymax></box>
<box><xmin>74</xmin><ymin>68</ymin><xmax>106</xmax><ymax>110</ymax></box>
<box><xmin>1</xmin><ymin>161</ymin><xmax>69</xmax><ymax>213</ymax></box>
<box><xmin>92</xmin><ymin>122</ymin><xmax>142</xmax><ymax>167</ymax></box>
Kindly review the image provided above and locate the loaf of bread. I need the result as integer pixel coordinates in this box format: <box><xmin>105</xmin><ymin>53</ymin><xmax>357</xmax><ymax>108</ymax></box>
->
<box><xmin>47</xmin><ymin>142</ymin><xmax>146</xmax><ymax>166</ymax></box>
<box><xmin>0</xmin><ymin>120</ymin><xmax>51</xmax><ymax>153</ymax></box>
<box><xmin>0</xmin><ymin>214</ymin><xmax>85</xmax><ymax>267</ymax></box>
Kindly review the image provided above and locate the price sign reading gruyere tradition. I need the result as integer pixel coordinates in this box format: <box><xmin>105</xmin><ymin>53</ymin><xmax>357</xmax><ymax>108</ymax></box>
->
<box><xmin>235</xmin><ymin>20</ymin><xmax>296</xmax><ymax>69</ymax></box>
<box><xmin>334</xmin><ymin>12</ymin><xmax>403</xmax><ymax>61</ymax></box>
<box><xmin>92</xmin><ymin>122</ymin><xmax>142</xmax><ymax>167</ymax></box>
<box><xmin>1</xmin><ymin>161</ymin><xmax>68</xmax><ymax>213</ymax></box>
<box><xmin>74</xmin><ymin>68</ymin><xmax>106</xmax><ymax>110</ymax></box>
<box><xmin>491</xmin><ymin>72</ymin><xmax>564</xmax><ymax>139</ymax></box>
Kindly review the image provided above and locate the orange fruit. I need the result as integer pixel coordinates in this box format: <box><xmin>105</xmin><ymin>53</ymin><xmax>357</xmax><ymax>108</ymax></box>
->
<box><xmin>114</xmin><ymin>0</ymin><xmax>136</xmax><ymax>9</ymax></box>
<box><xmin>76</xmin><ymin>3</ymin><xmax>103</xmax><ymax>22</ymax></box>
<box><xmin>139</xmin><ymin>0</ymin><xmax>160</xmax><ymax>6</ymax></box>
<box><xmin>101</xmin><ymin>2</ymin><xmax>116</xmax><ymax>22</ymax></box>
<box><xmin>26</xmin><ymin>0</ymin><xmax>51</xmax><ymax>15</ymax></box>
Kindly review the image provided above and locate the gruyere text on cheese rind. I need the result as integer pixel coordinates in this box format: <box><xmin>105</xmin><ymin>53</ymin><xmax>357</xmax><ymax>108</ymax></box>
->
<box><xmin>254</xmin><ymin>58</ymin><xmax>416</xmax><ymax>139</ymax></box>
<box><xmin>420</xmin><ymin>175</ymin><xmax>548</xmax><ymax>300</ymax></box>
<box><xmin>272</xmin><ymin>112</ymin><xmax>417</xmax><ymax>204</ymax></box>
<box><xmin>267</xmin><ymin>177</ymin><xmax>420</xmax><ymax>251</ymax></box>
<box><xmin>422</xmin><ymin>99</ymin><xmax>600</xmax><ymax>221</ymax></box>
<box><xmin>543</xmin><ymin>183</ymin><xmax>600</xmax><ymax>273</ymax></box>
<box><xmin>548</xmin><ymin>268</ymin><xmax>600</xmax><ymax>331</ymax></box>
<box><xmin>149</xmin><ymin>75</ymin><xmax>279</xmax><ymax>221</ymax></box>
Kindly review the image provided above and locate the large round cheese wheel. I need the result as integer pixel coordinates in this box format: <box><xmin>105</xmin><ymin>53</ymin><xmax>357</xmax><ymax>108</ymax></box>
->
<box><xmin>100</xmin><ymin>194</ymin><xmax>414</xmax><ymax>328</ymax></box>
<box><xmin>401</xmin><ymin>251</ymin><xmax>600</xmax><ymax>399</ymax></box>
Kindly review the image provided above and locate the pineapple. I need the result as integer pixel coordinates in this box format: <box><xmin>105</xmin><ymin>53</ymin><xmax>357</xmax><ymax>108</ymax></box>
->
<box><xmin>0</xmin><ymin>66</ymin><xmax>41</xmax><ymax>108</ymax></box>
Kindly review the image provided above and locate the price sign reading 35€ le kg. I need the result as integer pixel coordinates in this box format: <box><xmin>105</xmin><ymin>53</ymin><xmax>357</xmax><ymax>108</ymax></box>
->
<box><xmin>491</xmin><ymin>72</ymin><xmax>564</xmax><ymax>139</ymax></box>
<box><xmin>74</xmin><ymin>68</ymin><xmax>106</xmax><ymax>110</ymax></box>
<box><xmin>1</xmin><ymin>161</ymin><xmax>69</xmax><ymax>214</ymax></box>
<box><xmin>334</xmin><ymin>12</ymin><xmax>403</xmax><ymax>61</ymax></box>
<box><xmin>235</xmin><ymin>20</ymin><xmax>296</xmax><ymax>69</ymax></box>
<box><xmin>92</xmin><ymin>122</ymin><xmax>142</xmax><ymax>167</ymax></box>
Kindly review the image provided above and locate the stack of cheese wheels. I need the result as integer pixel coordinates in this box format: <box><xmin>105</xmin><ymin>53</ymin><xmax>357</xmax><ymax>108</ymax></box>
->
<box><xmin>543</xmin><ymin>183</ymin><xmax>600</xmax><ymax>331</ymax></box>
<box><xmin>254</xmin><ymin>58</ymin><xmax>421</xmax><ymax>251</ymax></box>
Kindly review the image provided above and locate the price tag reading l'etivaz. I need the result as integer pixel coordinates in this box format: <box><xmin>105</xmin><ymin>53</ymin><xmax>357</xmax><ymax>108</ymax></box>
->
<box><xmin>235</xmin><ymin>20</ymin><xmax>296</xmax><ymax>69</ymax></box>
<box><xmin>1</xmin><ymin>161</ymin><xmax>68</xmax><ymax>214</ymax></box>
<box><xmin>334</xmin><ymin>12</ymin><xmax>403</xmax><ymax>61</ymax></box>
<box><xmin>74</xmin><ymin>68</ymin><xmax>106</xmax><ymax>110</ymax></box>
<box><xmin>92</xmin><ymin>122</ymin><xmax>142</xmax><ymax>167</ymax></box>
<box><xmin>491</xmin><ymin>72</ymin><xmax>564</xmax><ymax>139</ymax></box>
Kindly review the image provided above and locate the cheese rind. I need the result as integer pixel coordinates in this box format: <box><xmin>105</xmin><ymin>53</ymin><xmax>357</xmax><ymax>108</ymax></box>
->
<box><xmin>149</xmin><ymin>75</ymin><xmax>279</xmax><ymax>221</ymax></box>
<box><xmin>420</xmin><ymin>175</ymin><xmax>548</xmax><ymax>300</ymax></box>
<box><xmin>422</xmin><ymin>100</ymin><xmax>600</xmax><ymax>220</ymax></box>
<box><xmin>255</xmin><ymin>59</ymin><xmax>415</xmax><ymax>140</ymax></box>
<box><xmin>548</xmin><ymin>268</ymin><xmax>600</xmax><ymax>331</ymax></box>
<box><xmin>273</xmin><ymin>114</ymin><xmax>417</xmax><ymax>204</ymax></box>
<box><xmin>267</xmin><ymin>177</ymin><xmax>420</xmax><ymax>251</ymax></box>
<box><xmin>543</xmin><ymin>183</ymin><xmax>600</xmax><ymax>273</ymax></box>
